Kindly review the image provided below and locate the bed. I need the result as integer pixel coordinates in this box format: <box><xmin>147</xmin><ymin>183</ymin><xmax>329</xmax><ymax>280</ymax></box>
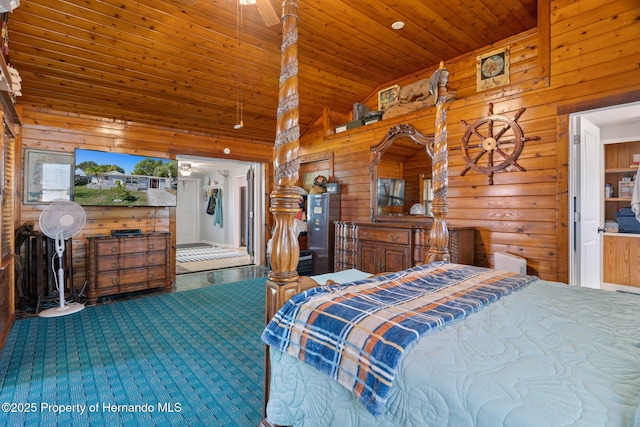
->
<box><xmin>261</xmin><ymin>2</ymin><xmax>640</xmax><ymax>426</ymax></box>
<box><xmin>263</xmin><ymin>264</ymin><xmax>640</xmax><ymax>426</ymax></box>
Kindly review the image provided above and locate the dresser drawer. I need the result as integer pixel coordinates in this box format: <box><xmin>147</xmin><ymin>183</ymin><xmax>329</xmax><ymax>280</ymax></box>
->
<box><xmin>95</xmin><ymin>236</ymin><xmax>167</xmax><ymax>256</ymax></box>
<box><xmin>357</xmin><ymin>227</ymin><xmax>411</xmax><ymax>245</ymax></box>
<box><xmin>95</xmin><ymin>265</ymin><xmax>167</xmax><ymax>288</ymax></box>
<box><xmin>96</xmin><ymin>250</ymin><xmax>167</xmax><ymax>272</ymax></box>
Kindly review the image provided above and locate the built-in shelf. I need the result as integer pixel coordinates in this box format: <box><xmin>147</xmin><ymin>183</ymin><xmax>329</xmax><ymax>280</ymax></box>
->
<box><xmin>605</xmin><ymin>197</ymin><xmax>632</xmax><ymax>202</ymax></box>
<box><xmin>604</xmin><ymin>232</ymin><xmax>640</xmax><ymax>237</ymax></box>
<box><xmin>605</xmin><ymin>167</ymin><xmax>638</xmax><ymax>173</ymax></box>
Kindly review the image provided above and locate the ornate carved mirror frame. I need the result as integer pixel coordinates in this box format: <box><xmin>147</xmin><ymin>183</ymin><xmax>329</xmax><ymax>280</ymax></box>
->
<box><xmin>369</xmin><ymin>123</ymin><xmax>435</xmax><ymax>223</ymax></box>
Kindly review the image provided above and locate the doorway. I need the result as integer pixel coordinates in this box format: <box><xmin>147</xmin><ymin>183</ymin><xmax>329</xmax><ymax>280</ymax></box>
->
<box><xmin>569</xmin><ymin>101</ymin><xmax>640</xmax><ymax>289</ymax></box>
<box><xmin>175</xmin><ymin>155</ymin><xmax>266</xmax><ymax>272</ymax></box>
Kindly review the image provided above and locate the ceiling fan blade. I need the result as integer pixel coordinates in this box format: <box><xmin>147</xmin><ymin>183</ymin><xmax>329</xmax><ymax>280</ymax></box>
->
<box><xmin>255</xmin><ymin>0</ymin><xmax>280</xmax><ymax>27</ymax></box>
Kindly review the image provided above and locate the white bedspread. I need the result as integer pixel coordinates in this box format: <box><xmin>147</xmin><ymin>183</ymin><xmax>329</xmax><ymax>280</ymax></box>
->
<box><xmin>266</xmin><ymin>279</ymin><xmax>640</xmax><ymax>427</ymax></box>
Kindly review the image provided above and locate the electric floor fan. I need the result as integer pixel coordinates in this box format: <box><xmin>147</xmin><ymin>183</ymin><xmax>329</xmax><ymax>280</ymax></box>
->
<box><xmin>38</xmin><ymin>200</ymin><xmax>87</xmax><ymax>318</ymax></box>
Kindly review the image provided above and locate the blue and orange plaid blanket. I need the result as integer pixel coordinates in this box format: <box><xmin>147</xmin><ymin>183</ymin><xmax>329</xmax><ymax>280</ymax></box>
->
<box><xmin>261</xmin><ymin>262</ymin><xmax>537</xmax><ymax>416</ymax></box>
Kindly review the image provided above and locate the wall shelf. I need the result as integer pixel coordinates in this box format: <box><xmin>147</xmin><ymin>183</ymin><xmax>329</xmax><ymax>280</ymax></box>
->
<box><xmin>605</xmin><ymin>167</ymin><xmax>638</xmax><ymax>174</ymax></box>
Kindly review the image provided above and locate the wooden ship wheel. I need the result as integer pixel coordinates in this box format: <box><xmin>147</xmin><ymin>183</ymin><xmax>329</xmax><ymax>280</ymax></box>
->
<box><xmin>459</xmin><ymin>103</ymin><xmax>539</xmax><ymax>184</ymax></box>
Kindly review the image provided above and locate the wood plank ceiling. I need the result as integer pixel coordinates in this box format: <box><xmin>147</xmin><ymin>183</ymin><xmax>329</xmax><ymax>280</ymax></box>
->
<box><xmin>6</xmin><ymin>0</ymin><xmax>537</xmax><ymax>145</ymax></box>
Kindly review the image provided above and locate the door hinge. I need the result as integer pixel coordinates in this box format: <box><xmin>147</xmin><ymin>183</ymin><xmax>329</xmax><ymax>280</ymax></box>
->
<box><xmin>573</xmin><ymin>134</ymin><xmax>580</xmax><ymax>144</ymax></box>
<box><xmin>574</xmin><ymin>211</ymin><xmax>580</xmax><ymax>222</ymax></box>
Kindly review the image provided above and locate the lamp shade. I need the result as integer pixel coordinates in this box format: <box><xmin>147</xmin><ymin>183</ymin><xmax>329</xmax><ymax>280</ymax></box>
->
<box><xmin>179</xmin><ymin>163</ymin><xmax>192</xmax><ymax>177</ymax></box>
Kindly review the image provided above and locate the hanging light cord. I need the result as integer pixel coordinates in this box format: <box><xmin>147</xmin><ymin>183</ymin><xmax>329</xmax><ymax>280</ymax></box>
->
<box><xmin>235</xmin><ymin>1</ymin><xmax>244</xmax><ymax>128</ymax></box>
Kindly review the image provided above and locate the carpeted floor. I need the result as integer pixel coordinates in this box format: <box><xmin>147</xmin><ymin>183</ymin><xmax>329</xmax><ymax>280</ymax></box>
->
<box><xmin>0</xmin><ymin>277</ymin><xmax>266</xmax><ymax>426</ymax></box>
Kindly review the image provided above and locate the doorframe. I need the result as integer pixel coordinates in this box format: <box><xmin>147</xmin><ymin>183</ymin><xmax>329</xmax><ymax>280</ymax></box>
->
<box><xmin>568</xmin><ymin>101</ymin><xmax>640</xmax><ymax>288</ymax></box>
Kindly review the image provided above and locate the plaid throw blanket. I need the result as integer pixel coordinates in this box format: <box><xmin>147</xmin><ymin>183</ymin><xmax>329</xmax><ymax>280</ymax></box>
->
<box><xmin>261</xmin><ymin>262</ymin><xmax>537</xmax><ymax>416</ymax></box>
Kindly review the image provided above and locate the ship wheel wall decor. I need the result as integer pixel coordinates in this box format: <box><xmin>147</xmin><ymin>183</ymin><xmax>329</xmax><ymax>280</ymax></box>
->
<box><xmin>459</xmin><ymin>102</ymin><xmax>540</xmax><ymax>184</ymax></box>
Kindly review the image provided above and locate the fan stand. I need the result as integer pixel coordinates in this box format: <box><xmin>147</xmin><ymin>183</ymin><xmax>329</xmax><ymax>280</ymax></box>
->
<box><xmin>38</xmin><ymin>235</ymin><xmax>85</xmax><ymax>318</ymax></box>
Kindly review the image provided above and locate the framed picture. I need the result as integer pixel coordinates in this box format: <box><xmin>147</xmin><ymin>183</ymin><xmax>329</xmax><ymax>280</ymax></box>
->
<box><xmin>298</xmin><ymin>152</ymin><xmax>334</xmax><ymax>193</ymax></box>
<box><xmin>302</xmin><ymin>170</ymin><xmax>330</xmax><ymax>193</ymax></box>
<box><xmin>476</xmin><ymin>46</ymin><xmax>510</xmax><ymax>92</ymax></box>
<box><xmin>23</xmin><ymin>149</ymin><xmax>74</xmax><ymax>204</ymax></box>
<box><xmin>378</xmin><ymin>85</ymin><xmax>399</xmax><ymax>111</ymax></box>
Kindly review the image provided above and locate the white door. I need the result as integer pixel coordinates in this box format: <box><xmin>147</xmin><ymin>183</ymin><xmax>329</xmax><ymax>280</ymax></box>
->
<box><xmin>577</xmin><ymin>117</ymin><xmax>602</xmax><ymax>289</ymax></box>
<box><xmin>176</xmin><ymin>179</ymin><xmax>199</xmax><ymax>245</ymax></box>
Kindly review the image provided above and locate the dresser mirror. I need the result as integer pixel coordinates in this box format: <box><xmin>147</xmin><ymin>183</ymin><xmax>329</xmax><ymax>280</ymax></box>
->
<box><xmin>369</xmin><ymin>123</ymin><xmax>435</xmax><ymax>223</ymax></box>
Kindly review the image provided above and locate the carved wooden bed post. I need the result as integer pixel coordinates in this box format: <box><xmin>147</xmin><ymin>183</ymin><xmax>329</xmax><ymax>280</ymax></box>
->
<box><xmin>425</xmin><ymin>62</ymin><xmax>451</xmax><ymax>263</ymax></box>
<box><xmin>263</xmin><ymin>0</ymin><xmax>303</xmax><ymax>419</ymax></box>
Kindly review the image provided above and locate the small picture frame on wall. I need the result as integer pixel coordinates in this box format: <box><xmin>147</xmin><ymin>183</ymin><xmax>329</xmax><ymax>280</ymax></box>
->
<box><xmin>378</xmin><ymin>85</ymin><xmax>399</xmax><ymax>111</ymax></box>
<box><xmin>23</xmin><ymin>149</ymin><xmax>74</xmax><ymax>204</ymax></box>
<box><xmin>302</xmin><ymin>170</ymin><xmax>330</xmax><ymax>194</ymax></box>
<box><xmin>476</xmin><ymin>46</ymin><xmax>510</xmax><ymax>92</ymax></box>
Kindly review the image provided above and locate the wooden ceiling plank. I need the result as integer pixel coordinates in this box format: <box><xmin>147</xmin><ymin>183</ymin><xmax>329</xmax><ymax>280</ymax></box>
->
<box><xmin>20</xmin><ymin>1</ymin><xmax>281</xmax><ymax>75</ymax></box>
<box><xmin>17</xmin><ymin>72</ymin><xmax>278</xmax><ymax>123</ymax></box>
<box><xmin>11</xmin><ymin>37</ymin><xmax>281</xmax><ymax>107</ymax></box>
<box><xmin>7</xmin><ymin>0</ymin><xmax>539</xmax><ymax>142</ymax></box>
<box><xmin>8</xmin><ymin>17</ymin><xmax>277</xmax><ymax>94</ymax></box>
<box><xmin>296</xmin><ymin>4</ymin><xmax>442</xmax><ymax>72</ymax></box>
<box><xmin>13</xmin><ymin>1</ymin><xmax>392</xmax><ymax>94</ymax></box>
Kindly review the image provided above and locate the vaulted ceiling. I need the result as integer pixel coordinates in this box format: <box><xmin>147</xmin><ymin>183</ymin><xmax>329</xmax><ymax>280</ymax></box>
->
<box><xmin>6</xmin><ymin>0</ymin><xmax>537</xmax><ymax>145</ymax></box>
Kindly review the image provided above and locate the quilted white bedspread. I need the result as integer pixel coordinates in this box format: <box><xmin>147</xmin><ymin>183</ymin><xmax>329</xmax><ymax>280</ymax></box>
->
<box><xmin>266</xmin><ymin>279</ymin><xmax>640</xmax><ymax>427</ymax></box>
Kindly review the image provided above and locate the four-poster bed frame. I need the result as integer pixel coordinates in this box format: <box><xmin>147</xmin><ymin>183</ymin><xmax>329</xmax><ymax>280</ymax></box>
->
<box><xmin>263</xmin><ymin>0</ymin><xmax>452</xmax><ymax>421</ymax></box>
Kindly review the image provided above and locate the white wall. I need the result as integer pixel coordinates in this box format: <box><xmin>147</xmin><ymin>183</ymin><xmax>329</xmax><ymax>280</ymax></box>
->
<box><xmin>197</xmin><ymin>165</ymin><xmax>250</xmax><ymax>247</ymax></box>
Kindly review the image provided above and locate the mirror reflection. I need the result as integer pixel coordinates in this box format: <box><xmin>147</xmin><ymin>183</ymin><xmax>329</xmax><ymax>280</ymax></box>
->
<box><xmin>377</xmin><ymin>178</ymin><xmax>405</xmax><ymax>214</ymax></box>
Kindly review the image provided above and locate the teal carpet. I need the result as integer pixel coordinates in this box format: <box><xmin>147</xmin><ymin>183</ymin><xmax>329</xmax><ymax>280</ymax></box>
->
<box><xmin>0</xmin><ymin>278</ymin><xmax>266</xmax><ymax>426</ymax></box>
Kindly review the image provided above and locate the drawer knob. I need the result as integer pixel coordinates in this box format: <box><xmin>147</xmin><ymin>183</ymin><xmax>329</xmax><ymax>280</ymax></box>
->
<box><xmin>363</xmin><ymin>232</ymin><xmax>373</xmax><ymax>238</ymax></box>
<box><xmin>111</xmin><ymin>261</ymin><xmax>119</xmax><ymax>268</ymax></box>
<box><xmin>148</xmin><ymin>257</ymin><xmax>156</xmax><ymax>264</ymax></box>
<box><xmin>389</xmin><ymin>234</ymin><xmax>400</xmax><ymax>242</ymax></box>
<box><xmin>111</xmin><ymin>245</ymin><xmax>119</xmax><ymax>253</ymax></box>
<box><xmin>149</xmin><ymin>243</ymin><xmax>155</xmax><ymax>249</ymax></box>
<box><xmin>111</xmin><ymin>277</ymin><xmax>120</xmax><ymax>285</ymax></box>
<box><xmin>148</xmin><ymin>271</ymin><xmax>154</xmax><ymax>279</ymax></box>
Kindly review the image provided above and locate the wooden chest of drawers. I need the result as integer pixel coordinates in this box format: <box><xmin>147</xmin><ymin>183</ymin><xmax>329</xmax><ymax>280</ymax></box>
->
<box><xmin>335</xmin><ymin>222</ymin><xmax>474</xmax><ymax>274</ymax></box>
<box><xmin>357</xmin><ymin>225</ymin><xmax>413</xmax><ymax>274</ymax></box>
<box><xmin>87</xmin><ymin>233</ymin><xmax>172</xmax><ymax>304</ymax></box>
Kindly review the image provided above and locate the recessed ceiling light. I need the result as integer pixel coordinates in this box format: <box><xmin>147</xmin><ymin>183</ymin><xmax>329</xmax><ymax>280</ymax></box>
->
<box><xmin>391</xmin><ymin>21</ymin><xmax>405</xmax><ymax>30</ymax></box>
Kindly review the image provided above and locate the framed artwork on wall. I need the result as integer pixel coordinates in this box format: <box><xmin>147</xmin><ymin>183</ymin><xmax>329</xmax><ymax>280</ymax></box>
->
<box><xmin>378</xmin><ymin>85</ymin><xmax>399</xmax><ymax>111</ymax></box>
<box><xmin>23</xmin><ymin>149</ymin><xmax>74</xmax><ymax>204</ymax></box>
<box><xmin>302</xmin><ymin>170</ymin><xmax>330</xmax><ymax>194</ymax></box>
<box><xmin>476</xmin><ymin>46</ymin><xmax>510</xmax><ymax>92</ymax></box>
<box><xmin>298</xmin><ymin>152</ymin><xmax>334</xmax><ymax>193</ymax></box>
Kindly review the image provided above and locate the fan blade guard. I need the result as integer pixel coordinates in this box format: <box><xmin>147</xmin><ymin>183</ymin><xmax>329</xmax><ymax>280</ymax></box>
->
<box><xmin>39</xmin><ymin>200</ymin><xmax>87</xmax><ymax>240</ymax></box>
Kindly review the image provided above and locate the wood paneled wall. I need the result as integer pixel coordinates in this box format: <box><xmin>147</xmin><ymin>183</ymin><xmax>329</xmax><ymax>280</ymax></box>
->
<box><xmin>17</xmin><ymin>108</ymin><xmax>274</xmax><ymax>291</ymax></box>
<box><xmin>11</xmin><ymin>0</ymin><xmax>640</xmax><ymax>291</ymax></box>
<box><xmin>297</xmin><ymin>0</ymin><xmax>640</xmax><ymax>282</ymax></box>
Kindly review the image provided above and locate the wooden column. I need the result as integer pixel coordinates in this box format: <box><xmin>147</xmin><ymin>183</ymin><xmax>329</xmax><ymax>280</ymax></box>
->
<box><xmin>263</xmin><ymin>0</ymin><xmax>302</xmax><ymax>420</ymax></box>
<box><xmin>267</xmin><ymin>0</ymin><xmax>301</xmax><ymax>301</ymax></box>
<box><xmin>426</xmin><ymin>62</ymin><xmax>451</xmax><ymax>263</ymax></box>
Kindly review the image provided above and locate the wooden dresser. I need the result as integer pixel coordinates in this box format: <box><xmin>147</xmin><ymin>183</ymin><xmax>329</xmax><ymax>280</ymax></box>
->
<box><xmin>87</xmin><ymin>232</ymin><xmax>172</xmax><ymax>304</ymax></box>
<box><xmin>335</xmin><ymin>222</ymin><xmax>474</xmax><ymax>274</ymax></box>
